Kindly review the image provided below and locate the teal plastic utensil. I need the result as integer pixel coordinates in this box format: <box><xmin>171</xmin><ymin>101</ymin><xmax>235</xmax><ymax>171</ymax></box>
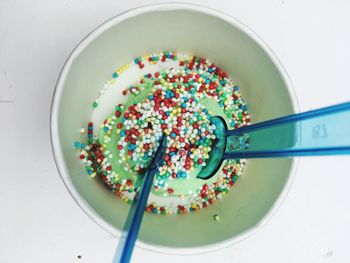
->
<box><xmin>113</xmin><ymin>136</ymin><xmax>167</xmax><ymax>263</ymax></box>
<box><xmin>198</xmin><ymin>101</ymin><xmax>350</xmax><ymax>179</ymax></box>
<box><xmin>114</xmin><ymin>101</ymin><xmax>350</xmax><ymax>262</ymax></box>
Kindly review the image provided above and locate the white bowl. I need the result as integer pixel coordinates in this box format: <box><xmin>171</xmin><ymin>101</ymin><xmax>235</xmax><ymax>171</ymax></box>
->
<box><xmin>50</xmin><ymin>3</ymin><xmax>299</xmax><ymax>255</ymax></box>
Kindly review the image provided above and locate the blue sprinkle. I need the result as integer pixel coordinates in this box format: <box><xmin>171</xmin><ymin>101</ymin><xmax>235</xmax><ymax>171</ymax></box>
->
<box><xmin>181</xmin><ymin>103</ymin><xmax>187</xmax><ymax>108</ymax></box>
<box><xmin>81</xmin><ymin>143</ymin><xmax>86</xmax><ymax>149</ymax></box>
<box><xmin>183</xmin><ymin>97</ymin><xmax>188</xmax><ymax>102</ymax></box>
<box><xmin>128</xmin><ymin>144</ymin><xmax>136</xmax><ymax>150</ymax></box>
<box><xmin>148</xmin><ymin>95</ymin><xmax>154</xmax><ymax>100</ymax></box>
<box><xmin>87</xmin><ymin>170</ymin><xmax>93</xmax><ymax>175</ymax></box>
<box><xmin>74</xmin><ymin>141</ymin><xmax>81</xmax><ymax>149</ymax></box>
<box><xmin>170</xmin><ymin>91</ymin><xmax>175</xmax><ymax>97</ymax></box>
<box><xmin>112</xmin><ymin>72</ymin><xmax>118</xmax><ymax>78</ymax></box>
<box><xmin>206</xmin><ymin>79</ymin><xmax>210</xmax><ymax>84</ymax></box>
<box><xmin>241</xmin><ymin>105</ymin><xmax>247</xmax><ymax>110</ymax></box>
<box><xmin>120</xmin><ymin>130</ymin><xmax>126</xmax><ymax>137</ymax></box>
<box><xmin>122</xmin><ymin>117</ymin><xmax>127</xmax><ymax>122</ymax></box>
<box><xmin>169</xmin><ymin>152</ymin><xmax>175</xmax><ymax>157</ymax></box>
<box><xmin>103</xmin><ymin>127</ymin><xmax>108</xmax><ymax>132</ymax></box>
<box><xmin>165</xmin><ymin>94</ymin><xmax>170</xmax><ymax>99</ymax></box>
<box><xmin>170</xmin><ymin>132</ymin><xmax>176</xmax><ymax>138</ymax></box>
<box><xmin>234</xmin><ymin>85</ymin><xmax>239</xmax><ymax>91</ymax></box>
<box><xmin>165</xmin><ymin>111</ymin><xmax>170</xmax><ymax>116</ymax></box>
<box><xmin>88</xmin><ymin>126</ymin><xmax>93</xmax><ymax>130</ymax></box>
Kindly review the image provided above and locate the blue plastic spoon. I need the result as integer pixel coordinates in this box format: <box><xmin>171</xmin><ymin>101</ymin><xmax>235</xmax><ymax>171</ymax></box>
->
<box><xmin>198</xmin><ymin>101</ymin><xmax>350</xmax><ymax>179</ymax></box>
<box><xmin>113</xmin><ymin>136</ymin><xmax>167</xmax><ymax>263</ymax></box>
<box><xmin>114</xmin><ymin>101</ymin><xmax>350</xmax><ymax>262</ymax></box>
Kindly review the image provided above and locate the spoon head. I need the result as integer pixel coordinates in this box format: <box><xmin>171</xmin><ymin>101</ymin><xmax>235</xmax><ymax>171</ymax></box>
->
<box><xmin>197</xmin><ymin>116</ymin><xmax>228</xmax><ymax>180</ymax></box>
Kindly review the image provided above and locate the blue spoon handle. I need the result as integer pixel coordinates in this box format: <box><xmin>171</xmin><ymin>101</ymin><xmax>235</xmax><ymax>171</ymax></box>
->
<box><xmin>223</xmin><ymin>102</ymin><xmax>350</xmax><ymax>159</ymax></box>
<box><xmin>113</xmin><ymin>136</ymin><xmax>166</xmax><ymax>263</ymax></box>
<box><xmin>112</xmin><ymin>167</ymin><xmax>156</xmax><ymax>263</ymax></box>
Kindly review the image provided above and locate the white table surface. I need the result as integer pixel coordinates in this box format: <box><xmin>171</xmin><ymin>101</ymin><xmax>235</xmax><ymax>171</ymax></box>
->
<box><xmin>1</xmin><ymin>0</ymin><xmax>350</xmax><ymax>262</ymax></box>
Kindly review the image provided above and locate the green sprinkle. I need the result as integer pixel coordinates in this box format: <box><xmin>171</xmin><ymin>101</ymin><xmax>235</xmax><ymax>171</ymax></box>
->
<box><xmin>213</xmin><ymin>214</ymin><xmax>220</xmax><ymax>221</ymax></box>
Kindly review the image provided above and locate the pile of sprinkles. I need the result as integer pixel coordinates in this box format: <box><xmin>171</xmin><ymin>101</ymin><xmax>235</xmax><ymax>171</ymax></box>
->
<box><xmin>75</xmin><ymin>51</ymin><xmax>250</xmax><ymax>215</ymax></box>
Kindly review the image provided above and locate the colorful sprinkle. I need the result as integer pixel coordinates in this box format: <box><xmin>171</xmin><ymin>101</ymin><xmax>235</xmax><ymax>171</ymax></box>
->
<box><xmin>75</xmin><ymin>51</ymin><xmax>250</xmax><ymax>215</ymax></box>
<box><xmin>213</xmin><ymin>214</ymin><xmax>220</xmax><ymax>221</ymax></box>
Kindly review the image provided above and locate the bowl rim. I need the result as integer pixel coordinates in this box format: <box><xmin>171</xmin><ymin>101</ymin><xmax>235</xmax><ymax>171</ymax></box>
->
<box><xmin>50</xmin><ymin>2</ymin><xmax>300</xmax><ymax>255</ymax></box>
